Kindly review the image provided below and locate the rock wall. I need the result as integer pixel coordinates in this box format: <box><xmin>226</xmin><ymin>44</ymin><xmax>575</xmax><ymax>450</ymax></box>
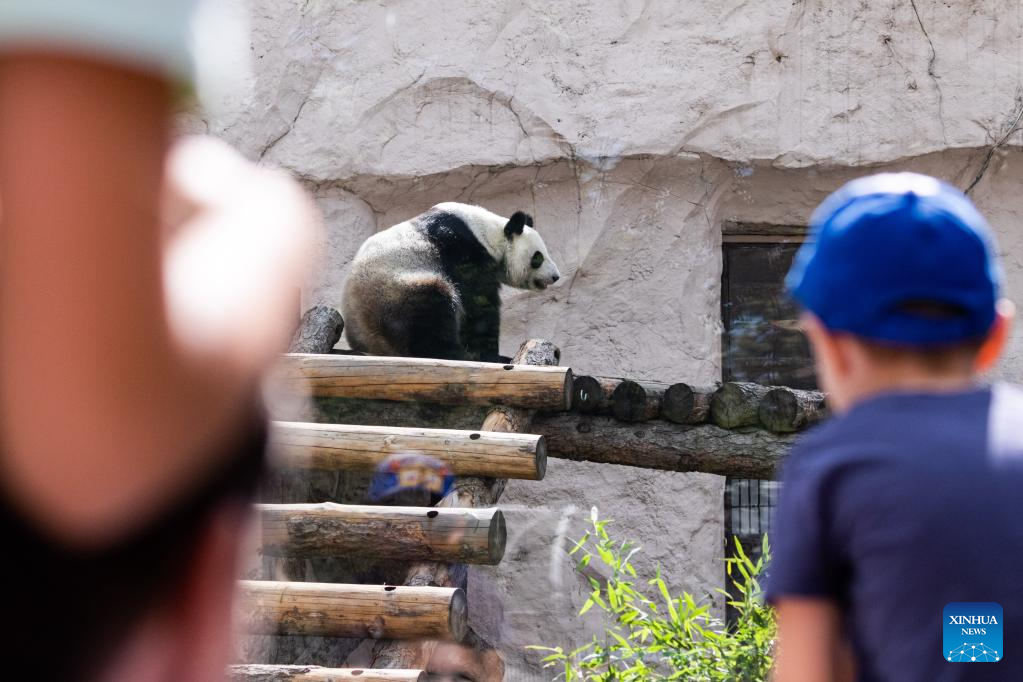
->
<box><xmin>195</xmin><ymin>1</ymin><xmax>1023</xmax><ymax>678</ymax></box>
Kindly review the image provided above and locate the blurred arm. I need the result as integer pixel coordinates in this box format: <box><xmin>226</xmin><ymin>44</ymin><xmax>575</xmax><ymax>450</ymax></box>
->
<box><xmin>773</xmin><ymin>597</ymin><xmax>855</xmax><ymax>682</ymax></box>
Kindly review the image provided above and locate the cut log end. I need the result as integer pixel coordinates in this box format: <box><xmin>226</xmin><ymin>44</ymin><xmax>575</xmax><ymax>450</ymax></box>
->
<box><xmin>758</xmin><ymin>386</ymin><xmax>828</xmax><ymax>432</ymax></box>
<box><xmin>711</xmin><ymin>382</ymin><xmax>773</xmax><ymax>429</ymax></box>
<box><xmin>488</xmin><ymin>509</ymin><xmax>507</xmax><ymax>564</ymax></box>
<box><xmin>534</xmin><ymin>435</ymin><xmax>548</xmax><ymax>481</ymax></box>
<box><xmin>448</xmin><ymin>587</ymin><xmax>468</xmax><ymax>643</ymax></box>
<box><xmin>516</xmin><ymin>338</ymin><xmax>561</xmax><ymax>366</ymax></box>
<box><xmin>561</xmin><ymin>369</ymin><xmax>575</xmax><ymax>411</ymax></box>
<box><xmin>611</xmin><ymin>380</ymin><xmax>662</xmax><ymax>422</ymax></box>
<box><xmin>289</xmin><ymin>306</ymin><xmax>344</xmax><ymax>354</ymax></box>
<box><xmin>572</xmin><ymin>375</ymin><xmax>602</xmax><ymax>412</ymax></box>
<box><xmin>662</xmin><ymin>383</ymin><xmax>713</xmax><ymax>424</ymax></box>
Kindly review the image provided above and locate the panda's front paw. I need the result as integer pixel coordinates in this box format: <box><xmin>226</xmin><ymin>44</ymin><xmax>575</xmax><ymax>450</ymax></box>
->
<box><xmin>483</xmin><ymin>353</ymin><xmax>513</xmax><ymax>364</ymax></box>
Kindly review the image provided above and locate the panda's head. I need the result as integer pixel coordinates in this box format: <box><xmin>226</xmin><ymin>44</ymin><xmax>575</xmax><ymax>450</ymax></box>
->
<box><xmin>501</xmin><ymin>211</ymin><xmax>561</xmax><ymax>291</ymax></box>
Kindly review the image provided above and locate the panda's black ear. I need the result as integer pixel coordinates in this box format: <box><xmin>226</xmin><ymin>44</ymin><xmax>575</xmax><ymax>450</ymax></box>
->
<box><xmin>505</xmin><ymin>211</ymin><xmax>532</xmax><ymax>238</ymax></box>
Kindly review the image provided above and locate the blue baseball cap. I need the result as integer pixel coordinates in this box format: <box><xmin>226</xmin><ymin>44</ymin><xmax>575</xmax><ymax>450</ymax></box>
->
<box><xmin>786</xmin><ymin>173</ymin><xmax>1002</xmax><ymax>345</ymax></box>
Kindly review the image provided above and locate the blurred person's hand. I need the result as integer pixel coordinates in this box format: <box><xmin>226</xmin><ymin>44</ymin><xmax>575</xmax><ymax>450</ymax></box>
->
<box><xmin>0</xmin><ymin>56</ymin><xmax>318</xmax><ymax>545</ymax></box>
<box><xmin>161</xmin><ymin>135</ymin><xmax>318</xmax><ymax>382</ymax></box>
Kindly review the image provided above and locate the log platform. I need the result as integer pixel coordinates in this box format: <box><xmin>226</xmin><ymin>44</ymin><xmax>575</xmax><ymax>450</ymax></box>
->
<box><xmin>531</xmin><ymin>413</ymin><xmax>796</xmax><ymax>479</ymax></box>
<box><xmin>229</xmin><ymin>665</ymin><xmax>426</xmax><ymax>682</ymax></box>
<box><xmin>274</xmin><ymin>354</ymin><xmax>572</xmax><ymax>410</ymax></box>
<box><xmin>270</xmin><ymin>422</ymin><xmax>545</xmax><ymax>480</ymax></box>
<box><xmin>241</xmin><ymin>305</ymin><xmax>823</xmax><ymax>679</ymax></box>
<box><xmin>258</xmin><ymin>503</ymin><xmax>506</xmax><ymax>565</ymax></box>
<box><xmin>237</xmin><ymin>581</ymin><xmax>467</xmax><ymax>642</ymax></box>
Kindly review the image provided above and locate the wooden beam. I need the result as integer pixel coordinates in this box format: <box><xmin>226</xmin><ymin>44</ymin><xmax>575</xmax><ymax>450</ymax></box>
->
<box><xmin>530</xmin><ymin>414</ymin><xmax>796</xmax><ymax>479</ymax></box>
<box><xmin>370</xmin><ymin>339</ymin><xmax>561</xmax><ymax>670</ymax></box>
<box><xmin>721</xmin><ymin>221</ymin><xmax>807</xmax><ymax>238</ymax></box>
<box><xmin>444</xmin><ymin>339</ymin><xmax>562</xmax><ymax>508</ymax></box>
<box><xmin>758</xmin><ymin>386</ymin><xmax>828</xmax><ymax>432</ymax></box>
<box><xmin>229</xmin><ymin>665</ymin><xmax>426</xmax><ymax>682</ymax></box>
<box><xmin>290</xmin><ymin>306</ymin><xmax>345</xmax><ymax>354</ymax></box>
<box><xmin>270</xmin><ymin>422</ymin><xmax>546</xmax><ymax>480</ymax></box>
<box><xmin>258</xmin><ymin>503</ymin><xmax>506</xmax><ymax>565</ymax></box>
<box><xmin>274</xmin><ymin>354</ymin><xmax>572</xmax><ymax>410</ymax></box>
<box><xmin>236</xmin><ymin>581</ymin><xmax>467</xmax><ymax>642</ymax></box>
<box><xmin>710</xmin><ymin>382</ymin><xmax>774</xmax><ymax>428</ymax></box>
<box><xmin>662</xmin><ymin>383</ymin><xmax>714</xmax><ymax>425</ymax></box>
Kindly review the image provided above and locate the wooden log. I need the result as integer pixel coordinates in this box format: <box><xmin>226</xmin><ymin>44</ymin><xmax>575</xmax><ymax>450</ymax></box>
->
<box><xmin>258</xmin><ymin>503</ymin><xmax>506</xmax><ymax>565</ymax></box>
<box><xmin>445</xmin><ymin>339</ymin><xmax>562</xmax><ymax>508</ymax></box>
<box><xmin>571</xmin><ymin>375</ymin><xmax>619</xmax><ymax>413</ymax></box>
<box><xmin>270</xmin><ymin>422</ymin><xmax>546</xmax><ymax>480</ymax></box>
<box><xmin>370</xmin><ymin>339</ymin><xmax>561</xmax><ymax>671</ymax></box>
<box><xmin>758</xmin><ymin>387</ymin><xmax>828</xmax><ymax>432</ymax></box>
<box><xmin>611</xmin><ymin>380</ymin><xmax>664</xmax><ymax>422</ymax></box>
<box><xmin>710</xmin><ymin>382</ymin><xmax>775</xmax><ymax>428</ymax></box>
<box><xmin>275</xmin><ymin>354</ymin><xmax>572</xmax><ymax>410</ymax></box>
<box><xmin>237</xmin><ymin>581</ymin><xmax>467</xmax><ymax>642</ymax></box>
<box><xmin>229</xmin><ymin>665</ymin><xmax>426</xmax><ymax>682</ymax></box>
<box><xmin>290</xmin><ymin>306</ymin><xmax>345</xmax><ymax>354</ymax></box>
<box><xmin>662</xmin><ymin>383</ymin><xmax>715</xmax><ymax>425</ymax></box>
<box><xmin>531</xmin><ymin>414</ymin><xmax>797</xmax><ymax>479</ymax></box>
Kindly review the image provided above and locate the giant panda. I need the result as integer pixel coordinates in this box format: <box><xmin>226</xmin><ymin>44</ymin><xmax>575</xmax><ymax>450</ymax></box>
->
<box><xmin>342</xmin><ymin>202</ymin><xmax>561</xmax><ymax>362</ymax></box>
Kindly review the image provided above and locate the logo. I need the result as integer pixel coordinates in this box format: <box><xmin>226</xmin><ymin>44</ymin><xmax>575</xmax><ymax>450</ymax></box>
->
<box><xmin>944</xmin><ymin>602</ymin><xmax>1002</xmax><ymax>662</ymax></box>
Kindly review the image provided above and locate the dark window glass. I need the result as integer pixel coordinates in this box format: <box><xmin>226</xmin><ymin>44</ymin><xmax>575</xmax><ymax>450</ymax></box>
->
<box><xmin>721</xmin><ymin>242</ymin><xmax>817</xmax><ymax>390</ymax></box>
<box><xmin>721</xmin><ymin>239</ymin><xmax>815</xmax><ymax>621</ymax></box>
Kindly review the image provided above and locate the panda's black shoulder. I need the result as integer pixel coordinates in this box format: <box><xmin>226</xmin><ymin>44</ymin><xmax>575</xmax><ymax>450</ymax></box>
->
<box><xmin>413</xmin><ymin>208</ymin><xmax>495</xmax><ymax>270</ymax></box>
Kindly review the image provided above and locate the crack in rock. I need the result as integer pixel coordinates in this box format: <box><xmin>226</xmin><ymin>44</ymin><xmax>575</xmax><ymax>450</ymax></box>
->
<box><xmin>908</xmin><ymin>0</ymin><xmax>947</xmax><ymax>143</ymax></box>
<box><xmin>259</xmin><ymin>96</ymin><xmax>311</xmax><ymax>162</ymax></box>
<box><xmin>965</xmin><ymin>93</ymin><xmax>1023</xmax><ymax>195</ymax></box>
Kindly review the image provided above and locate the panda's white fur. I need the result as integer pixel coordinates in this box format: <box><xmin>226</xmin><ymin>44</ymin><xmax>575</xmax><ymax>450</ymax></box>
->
<box><xmin>342</xmin><ymin>202</ymin><xmax>560</xmax><ymax>361</ymax></box>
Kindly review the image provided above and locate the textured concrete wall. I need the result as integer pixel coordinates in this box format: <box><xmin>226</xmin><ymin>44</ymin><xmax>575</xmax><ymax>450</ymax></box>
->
<box><xmin>196</xmin><ymin>1</ymin><xmax>1023</xmax><ymax>678</ymax></box>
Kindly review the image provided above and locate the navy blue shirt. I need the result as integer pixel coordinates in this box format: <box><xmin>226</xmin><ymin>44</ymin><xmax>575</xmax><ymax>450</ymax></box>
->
<box><xmin>766</xmin><ymin>384</ymin><xmax>1023</xmax><ymax>681</ymax></box>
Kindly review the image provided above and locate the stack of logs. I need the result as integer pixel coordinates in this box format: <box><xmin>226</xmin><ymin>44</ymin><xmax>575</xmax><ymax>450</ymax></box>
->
<box><xmin>528</xmin><ymin>376</ymin><xmax>827</xmax><ymax>481</ymax></box>
<box><xmin>233</xmin><ymin>306</ymin><xmax>827</xmax><ymax>680</ymax></box>
<box><xmin>232</xmin><ymin>307</ymin><xmax>572</xmax><ymax>681</ymax></box>
<box><xmin>569</xmin><ymin>376</ymin><xmax>827</xmax><ymax>433</ymax></box>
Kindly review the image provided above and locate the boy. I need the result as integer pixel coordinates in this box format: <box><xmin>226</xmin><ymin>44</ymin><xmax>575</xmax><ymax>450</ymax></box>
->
<box><xmin>767</xmin><ymin>173</ymin><xmax>1023</xmax><ymax>681</ymax></box>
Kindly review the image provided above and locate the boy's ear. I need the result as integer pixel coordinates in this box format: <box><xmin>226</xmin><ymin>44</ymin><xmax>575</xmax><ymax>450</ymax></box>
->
<box><xmin>504</xmin><ymin>211</ymin><xmax>532</xmax><ymax>238</ymax></box>
<box><xmin>976</xmin><ymin>299</ymin><xmax>1015</xmax><ymax>372</ymax></box>
<box><xmin>801</xmin><ymin>312</ymin><xmax>854</xmax><ymax>412</ymax></box>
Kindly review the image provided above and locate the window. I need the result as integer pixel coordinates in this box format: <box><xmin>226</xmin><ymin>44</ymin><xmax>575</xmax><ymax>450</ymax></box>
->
<box><xmin>720</xmin><ymin>226</ymin><xmax>815</xmax><ymax>620</ymax></box>
<box><xmin>721</xmin><ymin>237</ymin><xmax>815</xmax><ymax>390</ymax></box>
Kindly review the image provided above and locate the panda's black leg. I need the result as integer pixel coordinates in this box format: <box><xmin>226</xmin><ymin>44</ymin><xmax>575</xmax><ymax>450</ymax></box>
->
<box><xmin>462</xmin><ymin>291</ymin><xmax>506</xmax><ymax>363</ymax></box>
<box><xmin>387</xmin><ymin>283</ymin><xmax>465</xmax><ymax>360</ymax></box>
<box><xmin>403</xmin><ymin>306</ymin><xmax>464</xmax><ymax>360</ymax></box>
